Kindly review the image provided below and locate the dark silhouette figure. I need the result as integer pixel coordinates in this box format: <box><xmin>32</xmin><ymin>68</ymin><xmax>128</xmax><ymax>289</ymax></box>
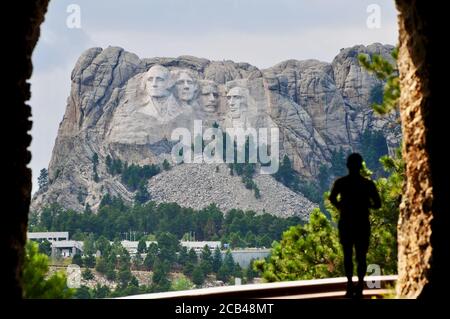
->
<box><xmin>329</xmin><ymin>153</ymin><xmax>381</xmax><ymax>298</ymax></box>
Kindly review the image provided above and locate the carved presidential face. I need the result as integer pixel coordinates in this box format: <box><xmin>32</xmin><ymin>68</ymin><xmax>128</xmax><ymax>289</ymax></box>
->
<box><xmin>145</xmin><ymin>65</ymin><xmax>171</xmax><ymax>98</ymax></box>
<box><xmin>176</xmin><ymin>72</ymin><xmax>197</xmax><ymax>102</ymax></box>
<box><xmin>200</xmin><ymin>82</ymin><xmax>219</xmax><ymax>113</ymax></box>
<box><xmin>227</xmin><ymin>87</ymin><xmax>247</xmax><ymax>119</ymax></box>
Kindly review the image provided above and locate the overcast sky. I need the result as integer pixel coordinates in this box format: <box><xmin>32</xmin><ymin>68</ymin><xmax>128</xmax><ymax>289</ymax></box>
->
<box><xmin>30</xmin><ymin>0</ymin><xmax>398</xmax><ymax>193</ymax></box>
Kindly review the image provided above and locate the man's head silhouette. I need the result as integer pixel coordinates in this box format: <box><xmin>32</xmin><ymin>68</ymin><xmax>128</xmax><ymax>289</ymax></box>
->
<box><xmin>347</xmin><ymin>153</ymin><xmax>363</xmax><ymax>174</ymax></box>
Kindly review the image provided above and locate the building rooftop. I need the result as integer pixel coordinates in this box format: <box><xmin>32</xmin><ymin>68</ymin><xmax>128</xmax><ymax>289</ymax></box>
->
<box><xmin>27</xmin><ymin>232</ymin><xmax>69</xmax><ymax>240</ymax></box>
<box><xmin>51</xmin><ymin>240</ymin><xmax>83</xmax><ymax>249</ymax></box>
<box><xmin>180</xmin><ymin>241</ymin><xmax>221</xmax><ymax>249</ymax></box>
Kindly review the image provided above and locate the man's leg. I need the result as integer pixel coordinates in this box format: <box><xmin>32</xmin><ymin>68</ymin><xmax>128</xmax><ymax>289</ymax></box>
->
<box><xmin>343</xmin><ymin>243</ymin><xmax>353</xmax><ymax>281</ymax></box>
<box><xmin>342</xmin><ymin>242</ymin><xmax>354</xmax><ymax>296</ymax></box>
<box><xmin>354</xmin><ymin>234</ymin><xmax>369</xmax><ymax>298</ymax></box>
<box><xmin>339</xmin><ymin>222</ymin><xmax>355</xmax><ymax>297</ymax></box>
<box><xmin>355</xmin><ymin>245</ymin><xmax>368</xmax><ymax>282</ymax></box>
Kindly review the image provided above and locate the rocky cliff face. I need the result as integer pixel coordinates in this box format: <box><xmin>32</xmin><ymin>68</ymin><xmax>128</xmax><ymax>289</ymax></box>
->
<box><xmin>31</xmin><ymin>43</ymin><xmax>400</xmax><ymax>218</ymax></box>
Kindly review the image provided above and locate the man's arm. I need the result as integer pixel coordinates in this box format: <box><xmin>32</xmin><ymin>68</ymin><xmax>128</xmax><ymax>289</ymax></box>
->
<box><xmin>329</xmin><ymin>180</ymin><xmax>341</xmax><ymax>210</ymax></box>
<box><xmin>369</xmin><ymin>181</ymin><xmax>381</xmax><ymax>209</ymax></box>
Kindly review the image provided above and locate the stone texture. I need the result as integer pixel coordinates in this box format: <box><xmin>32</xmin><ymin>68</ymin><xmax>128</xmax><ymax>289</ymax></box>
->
<box><xmin>6</xmin><ymin>0</ymin><xmax>50</xmax><ymax>299</ymax></box>
<box><xmin>396</xmin><ymin>2</ymin><xmax>433</xmax><ymax>298</ymax></box>
<box><xmin>149</xmin><ymin>163</ymin><xmax>315</xmax><ymax>218</ymax></box>
<box><xmin>332</xmin><ymin>43</ymin><xmax>401</xmax><ymax>155</ymax></box>
<box><xmin>31</xmin><ymin>44</ymin><xmax>401</xmax><ymax>217</ymax></box>
<box><xmin>395</xmin><ymin>0</ymin><xmax>450</xmax><ymax>299</ymax></box>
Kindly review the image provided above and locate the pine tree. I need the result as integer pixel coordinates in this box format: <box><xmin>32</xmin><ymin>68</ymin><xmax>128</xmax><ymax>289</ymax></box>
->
<box><xmin>134</xmin><ymin>180</ymin><xmax>150</xmax><ymax>204</ymax></box>
<box><xmin>188</xmin><ymin>248</ymin><xmax>198</xmax><ymax>265</ymax></box>
<box><xmin>183</xmin><ymin>261</ymin><xmax>195</xmax><ymax>277</ymax></box>
<box><xmin>254</xmin><ymin>209</ymin><xmax>342</xmax><ymax>282</ymax></box>
<box><xmin>23</xmin><ymin>242</ymin><xmax>74</xmax><ymax>298</ymax></box>
<box><xmin>177</xmin><ymin>246</ymin><xmax>188</xmax><ymax>266</ymax></box>
<box><xmin>38</xmin><ymin>168</ymin><xmax>49</xmax><ymax>190</ymax></box>
<box><xmin>200</xmin><ymin>245</ymin><xmax>213</xmax><ymax>275</ymax></box>
<box><xmin>74</xmin><ymin>286</ymin><xmax>92</xmax><ymax>299</ymax></box>
<box><xmin>137</xmin><ymin>238</ymin><xmax>147</xmax><ymax>254</ymax></box>
<box><xmin>245</xmin><ymin>259</ymin><xmax>259</xmax><ymax>282</ymax></box>
<box><xmin>192</xmin><ymin>265</ymin><xmax>205</xmax><ymax>287</ymax></box>
<box><xmin>84</xmin><ymin>255</ymin><xmax>96</xmax><ymax>268</ymax></box>
<box><xmin>72</xmin><ymin>253</ymin><xmax>83</xmax><ymax>266</ymax></box>
<box><xmin>82</xmin><ymin>268</ymin><xmax>94</xmax><ymax>280</ymax></box>
<box><xmin>38</xmin><ymin>239</ymin><xmax>52</xmax><ymax>256</ymax></box>
<box><xmin>118</xmin><ymin>265</ymin><xmax>133</xmax><ymax>288</ymax></box>
<box><xmin>162</xmin><ymin>159</ymin><xmax>171</xmax><ymax>170</ymax></box>
<box><xmin>132</xmin><ymin>253</ymin><xmax>143</xmax><ymax>270</ymax></box>
<box><xmin>151</xmin><ymin>258</ymin><xmax>171</xmax><ymax>292</ymax></box>
<box><xmin>83</xmin><ymin>233</ymin><xmax>96</xmax><ymax>256</ymax></box>
<box><xmin>217</xmin><ymin>250</ymin><xmax>235</xmax><ymax>282</ymax></box>
<box><xmin>105</xmin><ymin>155</ymin><xmax>112</xmax><ymax>173</ymax></box>
<box><xmin>93</xmin><ymin>284</ymin><xmax>110</xmax><ymax>298</ymax></box>
<box><xmin>212</xmin><ymin>247</ymin><xmax>222</xmax><ymax>273</ymax></box>
<box><xmin>157</xmin><ymin>232</ymin><xmax>180</xmax><ymax>266</ymax></box>
<box><xmin>358</xmin><ymin>47</ymin><xmax>399</xmax><ymax>114</ymax></box>
<box><xmin>274</xmin><ymin>155</ymin><xmax>295</xmax><ymax>187</ymax></box>
<box><xmin>92</xmin><ymin>153</ymin><xmax>99</xmax><ymax>182</ymax></box>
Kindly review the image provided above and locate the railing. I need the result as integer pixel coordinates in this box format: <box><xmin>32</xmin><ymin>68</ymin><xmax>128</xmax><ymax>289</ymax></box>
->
<box><xmin>119</xmin><ymin>275</ymin><xmax>397</xmax><ymax>299</ymax></box>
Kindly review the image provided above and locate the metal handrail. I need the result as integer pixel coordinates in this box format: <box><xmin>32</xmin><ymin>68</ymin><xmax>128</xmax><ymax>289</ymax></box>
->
<box><xmin>118</xmin><ymin>275</ymin><xmax>398</xmax><ymax>299</ymax></box>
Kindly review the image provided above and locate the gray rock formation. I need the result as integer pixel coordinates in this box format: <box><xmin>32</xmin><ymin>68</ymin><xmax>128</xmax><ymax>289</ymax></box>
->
<box><xmin>31</xmin><ymin>43</ymin><xmax>400</xmax><ymax>217</ymax></box>
<box><xmin>148</xmin><ymin>163</ymin><xmax>316</xmax><ymax>218</ymax></box>
<box><xmin>331</xmin><ymin>43</ymin><xmax>401</xmax><ymax>153</ymax></box>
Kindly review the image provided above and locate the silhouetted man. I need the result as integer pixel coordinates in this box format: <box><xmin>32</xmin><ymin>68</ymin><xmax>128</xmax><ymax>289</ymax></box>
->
<box><xmin>329</xmin><ymin>153</ymin><xmax>381</xmax><ymax>298</ymax></box>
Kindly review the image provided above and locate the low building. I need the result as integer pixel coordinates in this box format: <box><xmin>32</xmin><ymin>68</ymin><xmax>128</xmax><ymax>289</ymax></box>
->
<box><xmin>119</xmin><ymin>240</ymin><xmax>221</xmax><ymax>256</ymax></box>
<box><xmin>27</xmin><ymin>231</ymin><xmax>69</xmax><ymax>242</ymax></box>
<box><xmin>51</xmin><ymin>240</ymin><xmax>83</xmax><ymax>258</ymax></box>
<box><xmin>121</xmin><ymin>240</ymin><xmax>156</xmax><ymax>255</ymax></box>
<box><xmin>180</xmin><ymin>241</ymin><xmax>221</xmax><ymax>252</ymax></box>
<box><xmin>226</xmin><ymin>248</ymin><xmax>271</xmax><ymax>268</ymax></box>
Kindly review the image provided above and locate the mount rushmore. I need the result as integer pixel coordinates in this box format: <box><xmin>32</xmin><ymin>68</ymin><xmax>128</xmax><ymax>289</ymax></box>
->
<box><xmin>31</xmin><ymin>43</ymin><xmax>400</xmax><ymax>218</ymax></box>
